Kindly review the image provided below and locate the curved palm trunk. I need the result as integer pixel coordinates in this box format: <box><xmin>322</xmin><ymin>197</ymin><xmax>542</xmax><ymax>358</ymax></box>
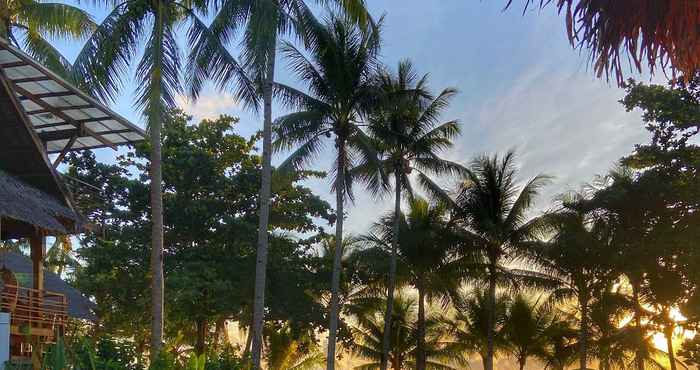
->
<box><xmin>631</xmin><ymin>279</ymin><xmax>646</xmax><ymax>370</ymax></box>
<box><xmin>485</xmin><ymin>259</ymin><xmax>497</xmax><ymax>370</ymax></box>
<box><xmin>251</xmin><ymin>38</ymin><xmax>277</xmax><ymax>370</ymax></box>
<box><xmin>416</xmin><ymin>280</ymin><xmax>427</xmax><ymax>370</ymax></box>
<box><xmin>327</xmin><ymin>142</ymin><xmax>346</xmax><ymax>370</ymax></box>
<box><xmin>381</xmin><ymin>174</ymin><xmax>401</xmax><ymax>370</ymax></box>
<box><xmin>149</xmin><ymin>4</ymin><xmax>165</xmax><ymax>358</ymax></box>
<box><xmin>578</xmin><ymin>291</ymin><xmax>589</xmax><ymax>370</ymax></box>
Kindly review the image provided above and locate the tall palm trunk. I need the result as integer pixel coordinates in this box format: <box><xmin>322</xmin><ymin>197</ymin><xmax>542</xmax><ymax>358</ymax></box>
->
<box><xmin>149</xmin><ymin>4</ymin><xmax>165</xmax><ymax>358</ymax></box>
<box><xmin>578</xmin><ymin>291</ymin><xmax>589</xmax><ymax>370</ymax></box>
<box><xmin>485</xmin><ymin>258</ymin><xmax>497</xmax><ymax>370</ymax></box>
<box><xmin>631</xmin><ymin>279</ymin><xmax>646</xmax><ymax>370</ymax></box>
<box><xmin>195</xmin><ymin>318</ymin><xmax>207</xmax><ymax>355</ymax></box>
<box><xmin>381</xmin><ymin>173</ymin><xmax>401</xmax><ymax>370</ymax></box>
<box><xmin>327</xmin><ymin>140</ymin><xmax>346</xmax><ymax>370</ymax></box>
<box><xmin>416</xmin><ymin>280</ymin><xmax>426</xmax><ymax>370</ymax></box>
<box><xmin>251</xmin><ymin>37</ymin><xmax>277</xmax><ymax>369</ymax></box>
<box><xmin>664</xmin><ymin>310</ymin><xmax>678</xmax><ymax>370</ymax></box>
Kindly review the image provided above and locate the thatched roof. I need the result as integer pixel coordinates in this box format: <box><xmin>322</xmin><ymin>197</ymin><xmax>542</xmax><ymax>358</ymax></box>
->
<box><xmin>0</xmin><ymin>170</ymin><xmax>80</xmax><ymax>238</ymax></box>
<box><xmin>0</xmin><ymin>251</ymin><xmax>95</xmax><ymax>321</ymax></box>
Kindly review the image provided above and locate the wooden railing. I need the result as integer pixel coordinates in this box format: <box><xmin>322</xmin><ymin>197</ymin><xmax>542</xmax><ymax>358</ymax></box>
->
<box><xmin>0</xmin><ymin>284</ymin><xmax>67</xmax><ymax>338</ymax></box>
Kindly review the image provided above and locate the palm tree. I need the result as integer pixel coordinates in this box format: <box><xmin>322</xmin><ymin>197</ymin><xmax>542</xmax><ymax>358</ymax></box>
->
<box><xmin>429</xmin><ymin>151</ymin><xmax>552</xmax><ymax>370</ymax></box>
<box><xmin>273</xmin><ymin>14</ymin><xmax>381</xmax><ymax>369</ymax></box>
<box><xmin>503</xmin><ymin>294</ymin><xmax>556</xmax><ymax>370</ymax></box>
<box><xmin>0</xmin><ymin>0</ymin><xmax>95</xmax><ymax>81</ymax></box>
<box><xmin>360</xmin><ymin>60</ymin><xmax>461</xmax><ymax>370</ymax></box>
<box><xmin>358</xmin><ymin>198</ymin><xmax>467</xmax><ymax>370</ymax></box>
<box><xmin>72</xmin><ymin>0</ymin><xmax>210</xmax><ymax>357</ymax></box>
<box><xmin>350</xmin><ymin>294</ymin><xmax>462</xmax><ymax>370</ymax></box>
<box><xmin>264</xmin><ymin>323</ymin><xmax>325</xmax><ymax>370</ymax></box>
<box><xmin>440</xmin><ymin>288</ymin><xmax>510</xmax><ymax>369</ymax></box>
<box><xmin>536</xmin><ymin>192</ymin><xmax>613</xmax><ymax>370</ymax></box>
<box><xmin>188</xmin><ymin>3</ymin><xmax>369</xmax><ymax>368</ymax></box>
<box><xmin>536</xmin><ymin>318</ymin><xmax>578</xmax><ymax>370</ymax></box>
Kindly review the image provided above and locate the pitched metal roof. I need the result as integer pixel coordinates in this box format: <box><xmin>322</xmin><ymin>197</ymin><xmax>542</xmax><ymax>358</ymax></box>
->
<box><xmin>0</xmin><ymin>170</ymin><xmax>80</xmax><ymax>237</ymax></box>
<box><xmin>0</xmin><ymin>39</ymin><xmax>146</xmax><ymax>154</ymax></box>
<box><xmin>0</xmin><ymin>251</ymin><xmax>95</xmax><ymax>321</ymax></box>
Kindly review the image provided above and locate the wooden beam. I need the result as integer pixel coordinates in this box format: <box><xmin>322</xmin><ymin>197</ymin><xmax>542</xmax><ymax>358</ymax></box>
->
<box><xmin>18</xmin><ymin>91</ymin><xmax>74</xmax><ymax>100</ymax></box>
<box><xmin>52</xmin><ymin>135</ymin><xmax>78</xmax><ymax>168</ymax></box>
<box><xmin>12</xmin><ymin>76</ymin><xmax>51</xmax><ymax>83</ymax></box>
<box><xmin>38</xmin><ymin>128</ymin><xmax>79</xmax><ymax>142</ymax></box>
<box><xmin>29</xmin><ymin>232</ymin><xmax>45</xmax><ymax>291</ymax></box>
<box><xmin>12</xmin><ymin>84</ymin><xmax>116</xmax><ymax>151</ymax></box>
<box><xmin>25</xmin><ymin>105</ymin><xmax>93</xmax><ymax>115</ymax></box>
<box><xmin>0</xmin><ymin>61</ymin><xmax>27</xmax><ymax>68</ymax></box>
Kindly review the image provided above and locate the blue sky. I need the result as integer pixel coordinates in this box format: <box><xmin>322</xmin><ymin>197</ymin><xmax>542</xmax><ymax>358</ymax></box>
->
<box><xmin>52</xmin><ymin>0</ymin><xmax>654</xmax><ymax>234</ymax></box>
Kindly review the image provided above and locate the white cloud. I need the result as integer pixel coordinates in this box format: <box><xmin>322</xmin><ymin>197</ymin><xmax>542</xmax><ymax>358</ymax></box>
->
<box><xmin>175</xmin><ymin>91</ymin><xmax>239</xmax><ymax>121</ymax></box>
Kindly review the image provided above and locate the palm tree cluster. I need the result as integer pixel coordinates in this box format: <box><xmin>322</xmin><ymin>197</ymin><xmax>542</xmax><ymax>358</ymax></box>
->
<box><xmin>12</xmin><ymin>0</ymin><xmax>699</xmax><ymax>369</ymax></box>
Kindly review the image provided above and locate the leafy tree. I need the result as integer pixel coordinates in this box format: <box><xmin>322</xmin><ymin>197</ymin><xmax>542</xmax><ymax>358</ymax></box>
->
<box><xmin>264</xmin><ymin>322</ymin><xmax>324</xmax><ymax>370</ymax></box>
<box><xmin>69</xmin><ymin>112</ymin><xmax>333</xmax><ymax>361</ymax></box>
<box><xmin>187</xmin><ymin>2</ymin><xmax>369</xmax><ymax>366</ymax></box>
<box><xmin>359</xmin><ymin>60</ymin><xmax>461</xmax><ymax>370</ymax></box>
<box><xmin>273</xmin><ymin>14</ymin><xmax>382</xmax><ymax>368</ymax></box>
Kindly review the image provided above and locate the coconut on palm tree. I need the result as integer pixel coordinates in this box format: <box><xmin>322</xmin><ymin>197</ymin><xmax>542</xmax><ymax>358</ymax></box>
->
<box><xmin>359</xmin><ymin>60</ymin><xmax>462</xmax><ymax>370</ymax></box>
<box><xmin>73</xmin><ymin>0</ymin><xmax>211</xmax><ymax>356</ymax></box>
<box><xmin>0</xmin><ymin>0</ymin><xmax>95</xmax><ymax>81</ymax></box>
<box><xmin>272</xmin><ymin>14</ymin><xmax>382</xmax><ymax>369</ymax></box>
<box><xmin>188</xmin><ymin>3</ymin><xmax>369</xmax><ymax>368</ymax></box>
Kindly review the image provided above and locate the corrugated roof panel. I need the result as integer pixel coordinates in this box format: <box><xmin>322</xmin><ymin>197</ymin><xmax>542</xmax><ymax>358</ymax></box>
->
<box><xmin>0</xmin><ymin>40</ymin><xmax>146</xmax><ymax>154</ymax></box>
<box><xmin>0</xmin><ymin>50</ymin><xmax>20</xmax><ymax>64</ymax></box>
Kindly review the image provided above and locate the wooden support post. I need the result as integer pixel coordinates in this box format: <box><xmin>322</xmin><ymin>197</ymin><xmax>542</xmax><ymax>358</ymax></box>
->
<box><xmin>29</xmin><ymin>232</ymin><xmax>44</xmax><ymax>292</ymax></box>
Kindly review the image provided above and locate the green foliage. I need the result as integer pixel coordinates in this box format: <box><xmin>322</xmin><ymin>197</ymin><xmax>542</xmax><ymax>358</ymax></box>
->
<box><xmin>66</xmin><ymin>110</ymin><xmax>334</xmax><ymax>357</ymax></box>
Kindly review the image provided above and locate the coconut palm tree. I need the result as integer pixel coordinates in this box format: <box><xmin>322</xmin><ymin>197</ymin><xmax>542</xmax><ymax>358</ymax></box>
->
<box><xmin>536</xmin><ymin>318</ymin><xmax>578</xmax><ymax>370</ymax></box>
<box><xmin>440</xmin><ymin>288</ymin><xmax>510</xmax><ymax>369</ymax></box>
<box><xmin>72</xmin><ymin>0</ymin><xmax>211</xmax><ymax>357</ymax></box>
<box><xmin>357</xmin><ymin>197</ymin><xmax>469</xmax><ymax>370</ymax></box>
<box><xmin>0</xmin><ymin>0</ymin><xmax>95</xmax><ymax>81</ymax></box>
<box><xmin>359</xmin><ymin>60</ymin><xmax>461</xmax><ymax>370</ymax></box>
<box><xmin>506</xmin><ymin>0</ymin><xmax>700</xmax><ymax>84</ymax></box>
<box><xmin>272</xmin><ymin>14</ymin><xmax>382</xmax><ymax>369</ymax></box>
<box><xmin>536</xmin><ymin>192</ymin><xmax>613</xmax><ymax>370</ymax></box>
<box><xmin>264</xmin><ymin>323</ymin><xmax>325</xmax><ymax>370</ymax></box>
<box><xmin>427</xmin><ymin>151</ymin><xmax>553</xmax><ymax>370</ymax></box>
<box><xmin>187</xmin><ymin>3</ymin><xmax>369</xmax><ymax>368</ymax></box>
<box><xmin>350</xmin><ymin>294</ymin><xmax>463</xmax><ymax>370</ymax></box>
<box><xmin>503</xmin><ymin>294</ymin><xmax>557</xmax><ymax>370</ymax></box>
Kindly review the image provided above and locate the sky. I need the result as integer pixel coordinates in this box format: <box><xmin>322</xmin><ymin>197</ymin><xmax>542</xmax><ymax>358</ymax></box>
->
<box><xmin>51</xmin><ymin>0</ymin><xmax>656</xmax><ymax>235</ymax></box>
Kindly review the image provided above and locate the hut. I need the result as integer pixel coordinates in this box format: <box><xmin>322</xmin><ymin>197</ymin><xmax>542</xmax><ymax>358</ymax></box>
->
<box><xmin>0</xmin><ymin>38</ymin><xmax>146</xmax><ymax>365</ymax></box>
